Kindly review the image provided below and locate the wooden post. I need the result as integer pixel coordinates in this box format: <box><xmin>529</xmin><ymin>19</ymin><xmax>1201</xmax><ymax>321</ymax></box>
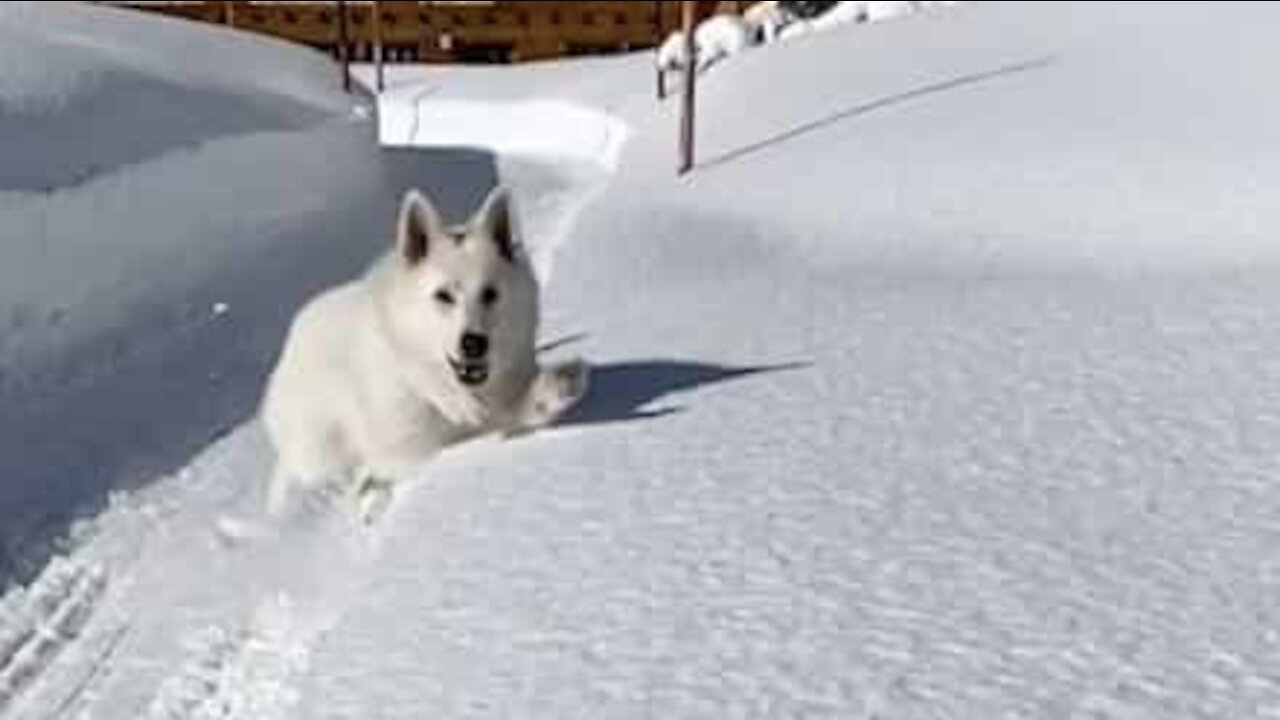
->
<box><xmin>337</xmin><ymin>0</ymin><xmax>351</xmax><ymax>93</ymax></box>
<box><xmin>421</xmin><ymin>1</ymin><xmax>431</xmax><ymax>63</ymax></box>
<box><xmin>373</xmin><ymin>0</ymin><xmax>385</xmax><ymax>92</ymax></box>
<box><xmin>678</xmin><ymin>0</ymin><xmax>697</xmax><ymax>174</ymax></box>
<box><xmin>223</xmin><ymin>0</ymin><xmax>235</xmax><ymax>27</ymax></box>
<box><xmin>654</xmin><ymin>0</ymin><xmax>664</xmax><ymax>99</ymax></box>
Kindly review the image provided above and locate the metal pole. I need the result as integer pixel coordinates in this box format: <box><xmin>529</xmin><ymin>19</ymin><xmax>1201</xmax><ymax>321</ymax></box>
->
<box><xmin>337</xmin><ymin>0</ymin><xmax>351</xmax><ymax>93</ymax></box>
<box><xmin>373</xmin><ymin>0</ymin><xmax>385</xmax><ymax>92</ymax></box>
<box><xmin>678</xmin><ymin>1</ymin><xmax>697</xmax><ymax>174</ymax></box>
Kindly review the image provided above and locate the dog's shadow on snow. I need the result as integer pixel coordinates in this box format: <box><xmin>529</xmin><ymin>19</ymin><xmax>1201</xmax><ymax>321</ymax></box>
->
<box><xmin>558</xmin><ymin>359</ymin><xmax>807</xmax><ymax>427</ymax></box>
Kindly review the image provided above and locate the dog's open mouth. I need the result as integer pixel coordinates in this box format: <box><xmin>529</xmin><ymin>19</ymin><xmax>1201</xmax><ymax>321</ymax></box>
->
<box><xmin>449</xmin><ymin>358</ymin><xmax>489</xmax><ymax>387</ymax></box>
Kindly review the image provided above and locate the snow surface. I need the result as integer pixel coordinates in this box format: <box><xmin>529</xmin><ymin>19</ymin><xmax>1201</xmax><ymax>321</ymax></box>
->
<box><xmin>6</xmin><ymin>1</ymin><xmax>1280</xmax><ymax>719</ymax></box>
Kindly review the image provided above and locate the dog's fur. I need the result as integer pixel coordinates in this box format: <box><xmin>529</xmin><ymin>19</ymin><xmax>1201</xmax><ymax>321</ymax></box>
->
<box><xmin>260</xmin><ymin>186</ymin><xmax>587</xmax><ymax>520</ymax></box>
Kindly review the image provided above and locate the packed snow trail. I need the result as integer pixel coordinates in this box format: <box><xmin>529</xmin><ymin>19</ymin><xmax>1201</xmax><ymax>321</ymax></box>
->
<box><xmin>0</xmin><ymin>559</ymin><xmax>106</xmax><ymax>713</ymax></box>
<box><xmin>1</xmin><ymin>426</ymin><xmax>377</xmax><ymax>719</ymax></box>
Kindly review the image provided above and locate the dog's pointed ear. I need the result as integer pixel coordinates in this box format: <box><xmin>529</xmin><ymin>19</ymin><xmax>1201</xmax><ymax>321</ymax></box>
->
<box><xmin>397</xmin><ymin>188</ymin><xmax>443</xmax><ymax>265</ymax></box>
<box><xmin>473</xmin><ymin>186</ymin><xmax>517</xmax><ymax>262</ymax></box>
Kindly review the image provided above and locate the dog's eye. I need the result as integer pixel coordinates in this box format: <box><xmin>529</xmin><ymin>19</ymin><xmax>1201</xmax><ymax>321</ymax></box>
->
<box><xmin>434</xmin><ymin>289</ymin><xmax>456</xmax><ymax>306</ymax></box>
<box><xmin>480</xmin><ymin>286</ymin><xmax>499</xmax><ymax>307</ymax></box>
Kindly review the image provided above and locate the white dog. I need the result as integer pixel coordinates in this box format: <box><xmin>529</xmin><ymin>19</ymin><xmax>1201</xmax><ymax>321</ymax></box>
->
<box><xmin>259</xmin><ymin>186</ymin><xmax>588</xmax><ymax>522</ymax></box>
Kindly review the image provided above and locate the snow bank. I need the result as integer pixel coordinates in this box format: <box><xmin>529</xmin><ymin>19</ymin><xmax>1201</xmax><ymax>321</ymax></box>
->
<box><xmin>0</xmin><ymin>2</ymin><xmax>350</xmax><ymax>191</ymax></box>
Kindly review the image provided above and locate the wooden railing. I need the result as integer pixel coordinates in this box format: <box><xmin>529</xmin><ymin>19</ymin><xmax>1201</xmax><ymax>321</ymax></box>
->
<box><xmin>96</xmin><ymin>1</ymin><xmax>753</xmax><ymax>63</ymax></box>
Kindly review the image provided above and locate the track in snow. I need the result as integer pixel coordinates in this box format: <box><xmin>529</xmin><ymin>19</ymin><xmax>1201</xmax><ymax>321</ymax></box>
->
<box><xmin>0</xmin><ymin>558</ymin><xmax>106</xmax><ymax>714</ymax></box>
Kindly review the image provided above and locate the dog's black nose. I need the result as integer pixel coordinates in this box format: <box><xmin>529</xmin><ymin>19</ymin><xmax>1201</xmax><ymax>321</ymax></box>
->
<box><xmin>460</xmin><ymin>332</ymin><xmax>489</xmax><ymax>360</ymax></box>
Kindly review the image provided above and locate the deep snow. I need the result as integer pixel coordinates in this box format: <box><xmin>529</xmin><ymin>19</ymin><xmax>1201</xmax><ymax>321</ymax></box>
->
<box><xmin>5</xmin><ymin>1</ymin><xmax>1280</xmax><ymax>719</ymax></box>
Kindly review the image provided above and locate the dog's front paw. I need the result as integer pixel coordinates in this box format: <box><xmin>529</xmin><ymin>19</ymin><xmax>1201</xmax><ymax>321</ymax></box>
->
<box><xmin>547</xmin><ymin>358</ymin><xmax>590</xmax><ymax>409</ymax></box>
<box><xmin>519</xmin><ymin>359</ymin><xmax>590</xmax><ymax>430</ymax></box>
<box><xmin>356</xmin><ymin>476</ymin><xmax>395</xmax><ymax>526</ymax></box>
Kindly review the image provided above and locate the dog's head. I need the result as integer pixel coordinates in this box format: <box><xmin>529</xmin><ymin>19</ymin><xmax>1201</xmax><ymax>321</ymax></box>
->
<box><xmin>384</xmin><ymin>186</ymin><xmax>538</xmax><ymax>391</ymax></box>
